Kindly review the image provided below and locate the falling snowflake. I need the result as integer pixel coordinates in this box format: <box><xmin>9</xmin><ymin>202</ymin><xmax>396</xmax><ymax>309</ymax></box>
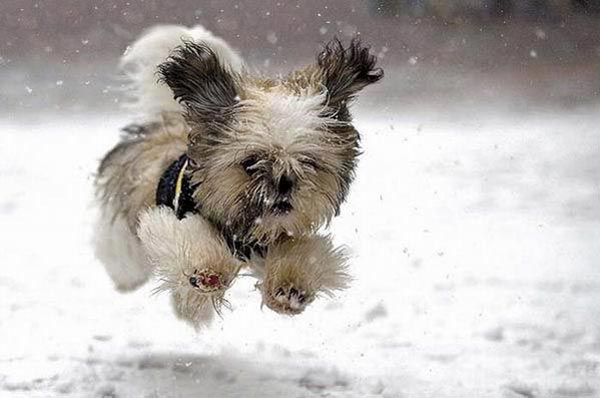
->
<box><xmin>267</xmin><ymin>32</ymin><xmax>278</xmax><ymax>44</ymax></box>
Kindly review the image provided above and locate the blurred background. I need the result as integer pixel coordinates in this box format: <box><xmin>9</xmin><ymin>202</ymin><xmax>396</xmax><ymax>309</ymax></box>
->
<box><xmin>2</xmin><ymin>2</ymin><xmax>600</xmax><ymax>397</ymax></box>
<box><xmin>2</xmin><ymin>0</ymin><xmax>600</xmax><ymax>118</ymax></box>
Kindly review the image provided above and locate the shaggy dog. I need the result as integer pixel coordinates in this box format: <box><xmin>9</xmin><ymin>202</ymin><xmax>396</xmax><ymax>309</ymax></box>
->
<box><xmin>94</xmin><ymin>25</ymin><xmax>383</xmax><ymax>327</ymax></box>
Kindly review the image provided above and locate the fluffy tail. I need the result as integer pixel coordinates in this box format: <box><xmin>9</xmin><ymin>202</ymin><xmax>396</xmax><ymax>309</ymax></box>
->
<box><xmin>120</xmin><ymin>24</ymin><xmax>244</xmax><ymax>122</ymax></box>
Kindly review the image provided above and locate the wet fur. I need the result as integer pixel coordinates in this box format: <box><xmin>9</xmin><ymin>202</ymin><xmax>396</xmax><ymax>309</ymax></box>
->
<box><xmin>94</xmin><ymin>25</ymin><xmax>382</xmax><ymax>327</ymax></box>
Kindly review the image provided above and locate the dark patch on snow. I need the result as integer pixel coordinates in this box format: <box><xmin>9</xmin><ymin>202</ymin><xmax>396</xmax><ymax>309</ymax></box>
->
<box><xmin>426</xmin><ymin>353</ymin><xmax>458</xmax><ymax>363</ymax></box>
<box><xmin>297</xmin><ymin>368</ymin><xmax>349</xmax><ymax>393</ymax></box>
<box><xmin>93</xmin><ymin>335</ymin><xmax>113</xmax><ymax>342</ymax></box>
<box><xmin>115</xmin><ymin>359</ymin><xmax>135</xmax><ymax>368</ymax></box>
<box><xmin>483</xmin><ymin>326</ymin><xmax>505</xmax><ymax>342</ymax></box>
<box><xmin>55</xmin><ymin>381</ymin><xmax>75</xmax><ymax>394</ymax></box>
<box><xmin>137</xmin><ymin>356</ymin><xmax>168</xmax><ymax>370</ymax></box>
<box><xmin>3</xmin><ymin>381</ymin><xmax>34</xmax><ymax>391</ymax></box>
<box><xmin>364</xmin><ymin>302</ymin><xmax>388</xmax><ymax>322</ymax></box>
<box><xmin>553</xmin><ymin>383</ymin><xmax>596</xmax><ymax>397</ymax></box>
<box><xmin>504</xmin><ymin>382</ymin><xmax>539</xmax><ymax>398</ymax></box>
<box><xmin>128</xmin><ymin>340</ymin><xmax>152</xmax><ymax>349</ymax></box>
<box><xmin>95</xmin><ymin>384</ymin><xmax>118</xmax><ymax>398</ymax></box>
<box><xmin>213</xmin><ymin>369</ymin><xmax>237</xmax><ymax>384</ymax></box>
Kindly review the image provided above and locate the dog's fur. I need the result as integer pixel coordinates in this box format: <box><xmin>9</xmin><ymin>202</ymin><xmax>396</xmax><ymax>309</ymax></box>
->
<box><xmin>94</xmin><ymin>25</ymin><xmax>382</xmax><ymax>328</ymax></box>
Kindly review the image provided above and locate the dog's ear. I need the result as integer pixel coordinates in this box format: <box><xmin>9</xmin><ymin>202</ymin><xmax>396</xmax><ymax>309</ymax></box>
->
<box><xmin>158</xmin><ymin>41</ymin><xmax>238</xmax><ymax>128</ymax></box>
<box><xmin>317</xmin><ymin>38</ymin><xmax>383</xmax><ymax>116</ymax></box>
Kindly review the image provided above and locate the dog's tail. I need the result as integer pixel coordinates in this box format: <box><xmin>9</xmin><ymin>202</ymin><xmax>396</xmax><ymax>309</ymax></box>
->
<box><xmin>120</xmin><ymin>24</ymin><xmax>244</xmax><ymax>122</ymax></box>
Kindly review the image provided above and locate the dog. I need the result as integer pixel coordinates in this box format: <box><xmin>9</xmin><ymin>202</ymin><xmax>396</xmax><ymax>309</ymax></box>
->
<box><xmin>94</xmin><ymin>25</ymin><xmax>383</xmax><ymax>328</ymax></box>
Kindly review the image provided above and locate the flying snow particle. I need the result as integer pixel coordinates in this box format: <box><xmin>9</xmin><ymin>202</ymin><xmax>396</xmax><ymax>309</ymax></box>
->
<box><xmin>530</xmin><ymin>50</ymin><xmax>538</xmax><ymax>58</ymax></box>
<box><xmin>483</xmin><ymin>326</ymin><xmax>504</xmax><ymax>341</ymax></box>
<box><xmin>408</xmin><ymin>56</ymin><xmax>418</xmax><ymax>65</ymax></box>
<box><xmin>25</xmin><ymin>86</ymin><xmax>33</xmax><ymax>94</ymax></box>
<box><xmin>319</xmin><ymin>26</ymin><xmax>328</xmax><ymax>35</ymax></box>
<box><xmin>534</xmin><ymin>28</ymin><xmax>546</xmax><ymax>40</ymax></box>
<box><xmin>56</xmin><ymin>80</ymin><xmax>64</xmax><ymax>86</ymax></box>
<box><xmin>267</xmin><ymin>32</ymin><xmax>278</xmax><ymax>44</ymax></box>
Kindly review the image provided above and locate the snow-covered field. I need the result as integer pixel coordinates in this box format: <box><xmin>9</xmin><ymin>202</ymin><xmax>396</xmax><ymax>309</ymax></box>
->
<box><xmin>1</xmin><ymin>101</ymin><xmax>600</xmax><ymax>397</ymax></box>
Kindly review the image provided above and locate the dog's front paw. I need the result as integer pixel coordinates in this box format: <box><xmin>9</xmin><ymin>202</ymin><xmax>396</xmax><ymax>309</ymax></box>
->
<box><xmin>257</xmin><ymin>235</ymin><xmax>350</xmax><ymax>316</ymax></box>
<box><xmin>261</xmin><ymin>281</ymin><xmax>315</xmax><ymax>315</ymax></box>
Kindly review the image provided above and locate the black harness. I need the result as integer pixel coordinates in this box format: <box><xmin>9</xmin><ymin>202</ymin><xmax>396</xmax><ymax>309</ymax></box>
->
<box><xmin>155</xmin><ymin>154</ymin><xmax>197</xmax><ymax>219</ymax></box>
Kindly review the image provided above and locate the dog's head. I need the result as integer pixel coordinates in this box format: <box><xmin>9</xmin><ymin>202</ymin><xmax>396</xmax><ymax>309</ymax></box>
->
<box><xmin>158</xmin><ymin>39</ymin><xmax>382</xmax><ymax>244</ymax></box>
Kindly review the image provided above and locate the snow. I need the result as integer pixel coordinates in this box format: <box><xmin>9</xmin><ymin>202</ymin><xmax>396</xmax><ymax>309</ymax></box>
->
<box><xmin>1</xmin><ymin>101</ymin><xmax>600</xmax><ymax>397</ymax></box>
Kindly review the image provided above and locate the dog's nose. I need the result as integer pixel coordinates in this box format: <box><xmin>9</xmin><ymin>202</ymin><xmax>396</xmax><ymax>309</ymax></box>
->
<box><xmin>277</xmin><ymin>175</ymin><xmax>294</xmax><ymax>195</ymax></box>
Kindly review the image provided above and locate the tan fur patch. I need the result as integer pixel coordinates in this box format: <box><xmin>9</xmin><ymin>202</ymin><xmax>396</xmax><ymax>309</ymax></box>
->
<box><xmin>96</xmin><ymin>115</ymin><xmax>188</xmax><ymax>232</ymax></box>
<box><xmin>257</xmin><ymin>235</ymin><xmax>350</xmax><ymax>315</ymax></box>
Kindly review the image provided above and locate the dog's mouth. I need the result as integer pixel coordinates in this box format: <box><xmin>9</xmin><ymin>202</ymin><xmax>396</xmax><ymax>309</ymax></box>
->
<box><xmin>271</xmin><ymin>200</ymin><xmax>293</xmax><ymax>215</ymax></box>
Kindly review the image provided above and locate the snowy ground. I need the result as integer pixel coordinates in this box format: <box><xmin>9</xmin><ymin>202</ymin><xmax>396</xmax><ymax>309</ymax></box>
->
<box><xmin>1</xmin><ymin>99</ymin><xmax>600</xmax><ymax>397</ymax></box>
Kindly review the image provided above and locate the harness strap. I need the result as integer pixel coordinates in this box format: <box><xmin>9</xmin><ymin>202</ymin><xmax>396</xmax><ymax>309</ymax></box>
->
<box><xmin>156</xmin><ymin>154</ymin><xmax>197</xmax><ymax>219</ymax></box>
<box><xmin>172</xmin><ymin>157</ymin><xmax>188</xmax><ymax>214</ymax></box>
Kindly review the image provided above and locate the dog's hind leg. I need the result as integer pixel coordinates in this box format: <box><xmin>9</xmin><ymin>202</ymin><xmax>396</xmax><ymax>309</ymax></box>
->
<box><xmin>257</xmin><ymin>235</ymin><xmax>351</xmax><ymax>315</ymax></box>
<box><xmin>137</xmin><ymin>206</ymin><xmax>241</xmax><ymax>328</ymax></box>
<box><xmin>94</xmin><ymin>211</ymin><xmax>152</xmax><ymax>291</ymax></box>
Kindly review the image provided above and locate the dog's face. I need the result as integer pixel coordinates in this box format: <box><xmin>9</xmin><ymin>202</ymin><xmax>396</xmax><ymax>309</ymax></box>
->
<box><xmin>159</xmin><ymin>39</ymin><xmax>382</xmax><ymax>244</ymax></box>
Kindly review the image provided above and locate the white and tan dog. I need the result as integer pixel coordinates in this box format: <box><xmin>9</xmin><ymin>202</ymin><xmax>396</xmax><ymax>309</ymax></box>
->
<box><xmin>94</xmin><ymin>25</ymin><xmax>383</xmax><ymax>328</ymax></box>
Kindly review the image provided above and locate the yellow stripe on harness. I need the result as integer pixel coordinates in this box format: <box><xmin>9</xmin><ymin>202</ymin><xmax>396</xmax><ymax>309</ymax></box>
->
<box><xmin>172</xmin><ymin>158</ymin><xmax>188</xmax><ymax>213</ymax></box>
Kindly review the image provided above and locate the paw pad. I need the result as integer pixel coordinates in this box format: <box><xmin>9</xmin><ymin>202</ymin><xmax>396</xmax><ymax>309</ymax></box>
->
<box><xmin>188</xmin><ymin>270</ymin><xmax>224</xmax><ymax>293</ymax></box>
<box><xmin>264</xmin><ymin>283</ymin><xmax>314</xmax><ymax>315</ymax></box>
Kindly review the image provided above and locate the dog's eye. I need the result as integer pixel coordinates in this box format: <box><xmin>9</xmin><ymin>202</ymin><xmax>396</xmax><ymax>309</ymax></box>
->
<box><xmin>240</xmin><ymin>156</ymin><xmax>259</xmax><ymax>175</ymax></box>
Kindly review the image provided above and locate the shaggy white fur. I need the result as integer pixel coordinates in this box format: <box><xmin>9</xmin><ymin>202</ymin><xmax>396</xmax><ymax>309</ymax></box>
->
<box><xmin>137</xmin><ymin>206</ymin><xmax>241</xmax><ymax>328</ymax></box>
<box><xmin>93</xmin><ymin>212</ymin><xmax>151</xmax><ymax>291</ymax></box>
<box><xmin>120</xmin><ymin>24</ymin><xmax>244</xmax><ymax>121</ymax></box>
<box><xmin>239</xmin><ymin>90</ymin><xmax>331</xmax><ymax>147</ymax></box>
